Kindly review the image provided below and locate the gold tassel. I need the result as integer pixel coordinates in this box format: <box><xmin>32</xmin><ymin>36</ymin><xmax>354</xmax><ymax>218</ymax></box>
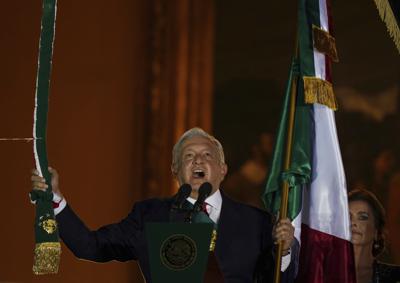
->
<box><xmin>373</xmin><ymin>0</ymin><xmax>400</xmax><ymax>54</ymax></box>
<box><xmin>312</xmin><ymin>25</ymin><xmax>339</xmax><ymax>62</ymax></box>
<box><xmin>33</xmin><ymin>242</ymin><xmax>61</xmax><ymax>275</ymax></box>
<box><xmin>303</xmin><ymin>76</ymin><xmax>338</xmax><ymax>110</ymax></box>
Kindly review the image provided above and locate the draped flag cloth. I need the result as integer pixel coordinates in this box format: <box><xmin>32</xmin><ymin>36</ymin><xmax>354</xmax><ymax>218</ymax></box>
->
<box><xmin>373</xmin><ymin>0</ymin><xmax>400</xmax><ymax>54</ymax></box>
<box><xmin>30</xmin><ymin>0</ymin><xmax>61</xmax><ymax>275</ymax></box>
<box><xmin>263</xmin><ymin>0</ymin><xmax>356</xmax><ymax>282</ymax></box>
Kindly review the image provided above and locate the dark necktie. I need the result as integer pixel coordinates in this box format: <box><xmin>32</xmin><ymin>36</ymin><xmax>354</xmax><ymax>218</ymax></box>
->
<box><xmin>201</xmin><ymin>202</ymin><xmax>209</xmax><ymax>216</ymax></box>
<box><xmin>193</xmin><ymin>202</ymin><xmax>214</xmax><ymax>224</ymax></box>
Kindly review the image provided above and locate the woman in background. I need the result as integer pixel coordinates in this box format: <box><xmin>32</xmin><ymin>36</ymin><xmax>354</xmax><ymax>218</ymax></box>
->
<box><xmin>349</xmin><ymin>189</ymin><xmax>400</xmax><ymax>283</ymax></box>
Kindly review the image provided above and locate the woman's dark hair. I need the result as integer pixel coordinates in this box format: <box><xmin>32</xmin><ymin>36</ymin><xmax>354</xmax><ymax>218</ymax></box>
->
<box><xmin>348</xmin><ymin>189</ymin><xmax>386</xmax><ymax>257</ymax></box>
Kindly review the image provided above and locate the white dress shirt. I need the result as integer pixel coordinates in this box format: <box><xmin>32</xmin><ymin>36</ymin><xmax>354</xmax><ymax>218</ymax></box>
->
<box><xmin>52</xmin><ymin>193</ymin><xmax>67</xmax><ymax>215</ymax></box>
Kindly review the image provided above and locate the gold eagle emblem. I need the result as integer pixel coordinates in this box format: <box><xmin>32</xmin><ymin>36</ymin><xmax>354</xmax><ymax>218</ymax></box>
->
<box><xmin>40</xmin><ymin>219</ymin><xmax>57</xmax><ymax>234</ymax></box>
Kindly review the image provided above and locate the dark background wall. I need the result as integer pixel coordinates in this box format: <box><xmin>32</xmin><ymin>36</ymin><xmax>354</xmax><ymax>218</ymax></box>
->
<box><xmin>0</xmin><ymin>0</ymin><xmax>399</xmax><ymax>282</ymax></box>
<box><xmin>214</xmin><ymin>0</ymin><xmax>400</xmax><ymax>167</ymax></box>
<box><xmin>1</xmin><ymin>1</ymin><xmax>151</xmax><ymax>282</ymax></box>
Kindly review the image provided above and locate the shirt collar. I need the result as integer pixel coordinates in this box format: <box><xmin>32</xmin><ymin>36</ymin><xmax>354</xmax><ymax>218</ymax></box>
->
<box><xmin>187</xmin><ymin>189</ymin><xmax>222</xmax><ymax>211</ymax></box>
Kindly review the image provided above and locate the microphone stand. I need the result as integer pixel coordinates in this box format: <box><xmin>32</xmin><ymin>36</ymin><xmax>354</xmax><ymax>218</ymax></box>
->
<box><xmin>169</xmin><ymin>206</ymin><xmax>192</xmax><ymax>223</ymax></box>
<box><xmin>169</xmin><ymin>184</ymin><xmax>192</xmax><ymax>222</ymax></box>
<box><xmin>184</xmin><ymin>208</ymin><xmax>195</xmax><ymax>223</ymax></box>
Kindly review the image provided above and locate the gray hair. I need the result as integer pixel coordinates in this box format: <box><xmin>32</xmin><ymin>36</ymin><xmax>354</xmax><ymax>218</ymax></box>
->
<box><xmin>171</xmin><ymin>127</ymin><xmax>225</xmax><ymax>173</ymax></box>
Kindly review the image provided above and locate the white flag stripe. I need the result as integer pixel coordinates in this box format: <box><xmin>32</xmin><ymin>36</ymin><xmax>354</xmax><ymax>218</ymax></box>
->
<box><xmin>305</xmin><ymin>0</ymin><xmax>351</xmax><ymax>240</ymax></box>
<box><xmin>313</xmin><ymin>51</ymin><xmax>326</xmax><ymax>80</ymax></box>
<box><xmin>293</xmin><ymin>202</ymin><xmax>303</xmax><ymax>243</ymax></box>
<box><xmin>319</xmin><ymin>0</ymin><xmax>329</xmax><ymax>31</ymax></box>
<box><xmin>303</xmin><ymin>104</ymin><xmax>351</xmax><ymax>240</ymax></box>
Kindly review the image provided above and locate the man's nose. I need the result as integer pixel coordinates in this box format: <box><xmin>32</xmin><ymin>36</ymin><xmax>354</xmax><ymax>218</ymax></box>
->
<box><xmin>193</xmin><ymin>155</ymin><xmax>203</xmax><ymax>164</ymax></box>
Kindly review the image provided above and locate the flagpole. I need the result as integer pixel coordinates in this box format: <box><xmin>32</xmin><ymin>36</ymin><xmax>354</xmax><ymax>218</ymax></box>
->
<box><xmin>273</xmin><ymin>40</ymin><xmax>299</xmax><ymax>283</ymax></box>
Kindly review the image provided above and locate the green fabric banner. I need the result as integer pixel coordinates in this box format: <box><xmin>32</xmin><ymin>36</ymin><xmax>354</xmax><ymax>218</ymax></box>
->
<box><xmin>31</xmin><ymin>0</ymin><xmax>61</xmax><ymax>275</ymax></box>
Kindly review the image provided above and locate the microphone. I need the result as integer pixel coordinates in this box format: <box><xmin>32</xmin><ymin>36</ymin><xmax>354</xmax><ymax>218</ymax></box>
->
<box><xmin>172</xmin><ymin>184</ymin><xmax>192</xmax><ymax>210</ymax></box>
<box><xmin>192</xmin><ymin>182</ymin><xmax>212</xmax><ymax>213</ymax></box>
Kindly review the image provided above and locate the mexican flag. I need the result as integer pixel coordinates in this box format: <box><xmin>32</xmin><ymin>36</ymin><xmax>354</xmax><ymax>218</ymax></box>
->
<box><xmin>263</xmin><ymin>0</ymin><xmax>356</xmax><ymax>282</ymax></box>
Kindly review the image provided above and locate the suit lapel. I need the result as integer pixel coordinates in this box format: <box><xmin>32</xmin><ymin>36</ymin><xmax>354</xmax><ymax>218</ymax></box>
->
<box><xmin>215</xmin><ymin>191</ymin><xmax>241</xmax><ymax>257</ymax></box>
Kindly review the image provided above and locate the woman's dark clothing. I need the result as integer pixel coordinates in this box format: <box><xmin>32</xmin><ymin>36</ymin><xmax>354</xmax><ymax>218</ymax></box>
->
<box><xmin>373</xmin><ymin>260</ymin><xmax>400</xmax><ymax>283</ymax></box>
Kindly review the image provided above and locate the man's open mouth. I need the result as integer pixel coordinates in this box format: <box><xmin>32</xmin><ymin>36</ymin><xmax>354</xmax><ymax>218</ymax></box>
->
<box><xmin>192</xmin><ymin>169</ymin><xmax>205</xmax><ymax>178</ymax></box>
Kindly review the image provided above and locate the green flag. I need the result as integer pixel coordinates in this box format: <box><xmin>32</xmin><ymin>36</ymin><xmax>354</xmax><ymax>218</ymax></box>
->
<box><xmin>263</xmin><ymin>0</ymin><xmax>338</xmax><ymax>220</ymax></box>
<box><xmin>262</xmin><ymin>58</ymin><xmax>312</xmax><ymax>220</ymax></box>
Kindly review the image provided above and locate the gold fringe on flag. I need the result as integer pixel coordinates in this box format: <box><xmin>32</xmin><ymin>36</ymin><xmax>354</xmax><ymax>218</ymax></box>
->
<box><xmin>312</xmin><ymin>25</ymin><xmax>339</xmax><ymax>62</ymax></box>
<box><xmin>32</xmin><ymin>242</ymin><xmax>61</xmax><ymax>275</ymax></box>
<box><xmin>303</xmin><ymin>76</ymin><xmax>338</xmax><ymax>110</ymax></box>
<box><xmin>373</xmin><ymin>0</ymin><xmax>400</xmax><ymax>54</ymax></box>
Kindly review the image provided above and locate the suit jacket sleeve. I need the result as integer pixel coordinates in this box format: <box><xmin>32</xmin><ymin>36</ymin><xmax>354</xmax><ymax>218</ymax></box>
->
<box><xmin>253</xmin><ymin>211</ymin><xmax>275</xmax><ymax>283</ymax></box>
<box><xmin>56</xmin><ymin>203</ymin><xmax>146</xmax><ymax>262</ymax></box>
<box><xmin>281</xmin><ymin>238</ymin><xmax>299</xmax><ymax>283</ymax></box>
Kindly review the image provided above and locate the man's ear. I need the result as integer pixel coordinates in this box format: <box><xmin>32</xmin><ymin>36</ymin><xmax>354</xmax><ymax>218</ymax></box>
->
<box><xmin>221</xmin><ymin>164</ymin><xmax>228</xmax><ymax>180</ymax></box>
<box><xmin>171</xmin><ymin>165</ymin><xmax>178</xmax><ymax>179</ymax></box>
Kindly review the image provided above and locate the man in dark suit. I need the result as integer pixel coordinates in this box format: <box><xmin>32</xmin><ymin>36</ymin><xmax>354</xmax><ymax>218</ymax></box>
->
<box><xmin>31</xmin><ymin>127</ymin><xmax>296</xmax><ymax>282</ymax></box>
